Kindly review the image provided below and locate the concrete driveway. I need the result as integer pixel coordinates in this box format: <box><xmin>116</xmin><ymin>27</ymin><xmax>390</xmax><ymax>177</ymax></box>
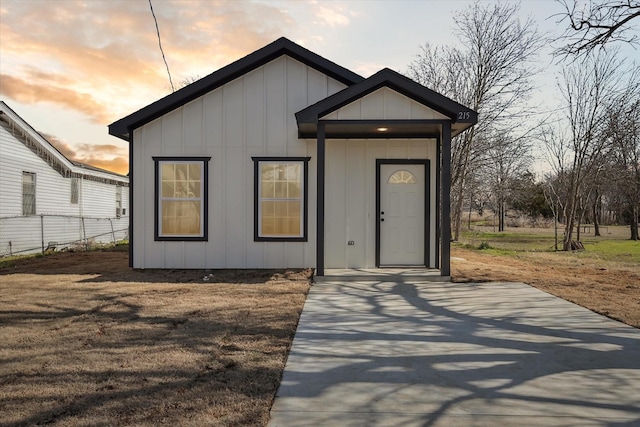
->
<box><xmin>268</xmin><ymin>280</ymin><xmax>640</xmax><ymax>426</ymax></box>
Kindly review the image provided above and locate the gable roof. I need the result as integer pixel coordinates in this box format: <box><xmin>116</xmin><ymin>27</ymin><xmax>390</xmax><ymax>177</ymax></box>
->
<box><xmin>296</xmin><ymin>68</ymin><xmax>478</xmax><ymax>138</ymax></box>
<box><xmin>0</xmin><ymin>101</ymin><xmax>128</xmax><ymax>184</ymax></box>
<box><xmin>108</xmin><ymin>37</ymin><xmax>365</xmax><ymax>140</ymax></box>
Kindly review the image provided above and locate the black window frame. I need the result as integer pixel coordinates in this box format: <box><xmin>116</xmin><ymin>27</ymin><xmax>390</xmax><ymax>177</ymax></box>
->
<box><xmin>153</xmin><ymin>156</ymin><xmax>210</xmax><ymax>242</ymax></box>
<box><xmin>252</xmin><ymin>157</ymin><xmax>310</xmax><ymax>242</ymax></box>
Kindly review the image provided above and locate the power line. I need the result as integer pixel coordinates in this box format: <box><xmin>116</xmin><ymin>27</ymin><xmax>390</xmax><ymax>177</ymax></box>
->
<box><xmin>148</xmin><ymin>0</ymin><xmax>175</xmax><ymax>92</ymax></box>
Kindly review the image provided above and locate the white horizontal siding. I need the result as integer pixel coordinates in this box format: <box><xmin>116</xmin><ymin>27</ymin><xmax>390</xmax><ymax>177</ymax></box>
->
<box><xmin>0</xmin><ymin>114</ymin><xmax>129</xmax><ymax>256</ymax></box>
<box><xmin>0</xmin><ymin>125</ymin><xmax>23</xmax><ymax>217</ymax></box>
<box><xmin>81</xmin><ymin>179</ymin><xmax>120</xmax><ymax>218</ymax></box>
<box><xmin>0</xmin><ymin>215</ymin><xmax>129</xmax><ymax>256</ymax></box>
<box><xmin>0</xmin><ymin>124</ymin><xmax>78</xmax><ymax>217</ymax></box>
<box><xmin>133</xmin><ymin>56</ymin><xmax>346</xmax><ymax>269</ymax></box>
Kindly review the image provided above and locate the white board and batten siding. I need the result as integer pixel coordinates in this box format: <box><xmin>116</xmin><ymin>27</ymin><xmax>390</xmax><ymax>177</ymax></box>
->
<box><xmin>0</xmin><ymin>105</ymin><xmax>129</xmax><ymax>256</ymax></box>
<box><xmin>133</xmin><ymin>56</ymin><xmax>347</xmax><ymax>269</ymax></box>
<box><xmin>323</xmin><ymin>87</ymin><xmax>444</xmax><ymax>269</ymax></box>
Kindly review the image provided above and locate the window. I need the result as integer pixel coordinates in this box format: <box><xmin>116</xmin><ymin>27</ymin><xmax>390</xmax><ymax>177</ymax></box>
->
<box><xmin>22</xmin><ymin>172</ymin><xmax>36</xmax><ymax>215</ymax></box>
<box><xmin>388</xmin><ymin>170</ymin><xmax>416</xmax><ymax>184</ymax></box>
<box><xmin>153</xmin><ymin>157</ymin><xmax>210</xmax><ymax>241</ymax></box>
<box><xmin>253</xmin><ymin>157</ymin><xmax>309</xmax><ymax>241</ymax></box>
<box><xmin>71</xmin><ymin>178</ymin><xmax>79</xmax><ymax>204</ymax></box>
<box><xmin>115</xmin><ymin>185</ymin><xmax>122</xmax><ymax>217</ymax></box>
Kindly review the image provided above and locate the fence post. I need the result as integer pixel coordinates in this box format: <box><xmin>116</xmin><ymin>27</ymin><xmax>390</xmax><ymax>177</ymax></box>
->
<box><xmin>109</xmin><ymin>218</ymin><xmax>116</xmax><ymax>243</ymax></box>
<box><xmin>81</xmin><ymin>216</ymin><xmax>87</xmax><ymax>250</ymax></box>
<box><xmin>40</xmin><ymin>214</ymin><xmax>44</xmax><ymax>254</ymax></box>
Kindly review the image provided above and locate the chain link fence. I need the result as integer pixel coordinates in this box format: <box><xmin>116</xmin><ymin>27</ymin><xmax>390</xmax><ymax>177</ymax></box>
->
<box><xmin>0</xmin><ymin>214</ymin><xmax>129</xmax><ymax>257</ymax></box>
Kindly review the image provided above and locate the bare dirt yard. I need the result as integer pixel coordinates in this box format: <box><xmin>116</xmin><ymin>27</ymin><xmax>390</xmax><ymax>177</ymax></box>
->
<box><xmin>0</xmin><ymin>248</ymin><xmax>311</xmax><ymax>427</ymax></box>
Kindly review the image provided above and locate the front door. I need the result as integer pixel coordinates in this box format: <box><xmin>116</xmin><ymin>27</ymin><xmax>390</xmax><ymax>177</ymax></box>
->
<box><xmin>378</xmin><ymin>162</ymin><xmax>427</xmax><ymax>266</ymax></box>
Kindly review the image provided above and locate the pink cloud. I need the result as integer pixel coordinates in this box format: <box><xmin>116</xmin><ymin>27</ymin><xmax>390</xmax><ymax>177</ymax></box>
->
<box><xmin>0</xmin><ymin>0</ymin><xmax>297</xmax><ymax>123</ymax></box>
<box><xmin>42</xmin><ymin>132</ymin><xmax>128</xmax><ymax>175</ymax></box>
<box><xmin>76</xmin><ymin>156</ymin><xmax>129</xmax><ymax>175</ymax></box>
<box><xmin>0</xmin><ymin>74</ymin><xmax>113</xmax><ymax>124</ymax></box>
<box><xmin>40</xmin><ymin>132</ymin><xmax>78</xmax><ymax>159</ymax></box>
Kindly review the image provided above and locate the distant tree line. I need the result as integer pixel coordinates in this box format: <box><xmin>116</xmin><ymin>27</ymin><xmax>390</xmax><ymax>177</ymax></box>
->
<box><xmin>407</xmin><ymin>1</ymin><xmax>640</xmax><ymax>249</ymax></box>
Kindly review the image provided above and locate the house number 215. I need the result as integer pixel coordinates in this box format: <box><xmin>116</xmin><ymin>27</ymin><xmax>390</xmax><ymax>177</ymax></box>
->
<box><xmin>457</xmin><ymin>111</ymin><xmax>471</xmax><ymax>120</ymax></box>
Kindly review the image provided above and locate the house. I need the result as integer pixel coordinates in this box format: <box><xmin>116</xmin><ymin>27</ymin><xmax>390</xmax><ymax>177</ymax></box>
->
<box><xmin>0</xmin><ymin>101</ymin><xmax>129</xmax><ymax>256</ymax></box>
<box><xmin>108</xmin><ymin>38</ymin><xmax>477</xmax><ymax>276</ymax></box>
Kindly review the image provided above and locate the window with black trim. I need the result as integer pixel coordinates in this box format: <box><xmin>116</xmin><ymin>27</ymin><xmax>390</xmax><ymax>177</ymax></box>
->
<box><xmin>153</xmin><ymin>157</ymin><xmax>210</xmax><ymax>241</ymax></box>
<box><xmin>253</xmin><ymin>157</ymin><xmax>310</xmax><ymax>241</ymax></box>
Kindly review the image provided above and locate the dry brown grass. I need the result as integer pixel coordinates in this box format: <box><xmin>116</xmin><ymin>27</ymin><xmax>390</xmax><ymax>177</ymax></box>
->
<box><xmin>451</xmin><ymin>247</ymin><xmax>640</xmax><ymax>328</ymax></box>
<box><xmin>2</xmin><ymin>236</ymin><xmax>638</xmax><ymax>425</ymax></box>
<box><xmin>0</xmin><ymin>249</ymin><xmax>311</xmax><ymax>426</ymax></box>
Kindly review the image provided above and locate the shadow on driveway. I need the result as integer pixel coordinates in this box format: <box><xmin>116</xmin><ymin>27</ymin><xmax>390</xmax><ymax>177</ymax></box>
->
<box><xmin>269</xmin><ymin>281</ymin><xmax>640</xmax><ymax>426</ymax></box>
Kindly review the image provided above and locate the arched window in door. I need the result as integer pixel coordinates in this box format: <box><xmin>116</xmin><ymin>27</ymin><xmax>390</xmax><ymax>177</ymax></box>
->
<box><xmin>388</xmin><ymin>170</ymin><xmax>416</xmax><ymax>184</ymax></box>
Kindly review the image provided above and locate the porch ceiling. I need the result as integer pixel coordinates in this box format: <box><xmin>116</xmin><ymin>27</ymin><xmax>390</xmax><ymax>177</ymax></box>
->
<box><xmin>298</xmin><ymin>119</ymin><xmax>473</xmax><ymax>139</ymax></box>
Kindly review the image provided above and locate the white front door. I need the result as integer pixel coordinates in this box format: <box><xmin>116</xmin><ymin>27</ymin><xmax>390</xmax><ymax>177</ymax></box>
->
<box><xmin>379</xmin><ymin>163</ymin><xmax>425</xmax><ymax>266</ymax></box>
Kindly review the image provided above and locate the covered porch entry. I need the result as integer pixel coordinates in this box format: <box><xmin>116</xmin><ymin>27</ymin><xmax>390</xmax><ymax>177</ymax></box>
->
<box><xmin>296</xmin><ymin>68</ymin><xmax>477</xmax><ymax>277</ymax></box>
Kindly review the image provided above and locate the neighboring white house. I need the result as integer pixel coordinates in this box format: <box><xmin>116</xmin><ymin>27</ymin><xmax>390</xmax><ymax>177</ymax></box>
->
<box><xmin>0</xmin><ymin>101</ymin><xmax>129</xmax><ymax>256</ymax></box>
<box><xmin>109</xmin><ymin>38</ymin><xmax>477</xmax><ymax>276</ymax></box>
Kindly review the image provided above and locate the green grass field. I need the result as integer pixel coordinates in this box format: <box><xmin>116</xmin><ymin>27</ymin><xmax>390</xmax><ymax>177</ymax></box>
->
<box><xmin>459</xmin><ymin>225</ymin><xmax>640</xmax><ymax>264</ymax></box>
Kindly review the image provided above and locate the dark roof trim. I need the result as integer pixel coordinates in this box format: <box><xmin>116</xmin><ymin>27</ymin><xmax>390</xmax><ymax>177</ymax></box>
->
<box><xmin>295</xmin><ymin>68</ymin><xmax>478</xmax><ymax>128</ymax></box>
<box><xmin>108</xmin><ymin>37</ymin><xmax>364</xmax><ymax>140</ymax></box>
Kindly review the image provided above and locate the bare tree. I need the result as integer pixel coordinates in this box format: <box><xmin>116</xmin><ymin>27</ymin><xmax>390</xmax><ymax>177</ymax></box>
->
<box><xmin>178</xmin><ymin>75</ymin><xmax>202</xmax><ymax>89</ymax></box>
<box><xmin>543</xmin><ymin>173</ymin><xmax>566</xmax><ymax>250</ymax></box>
<box><xmin>602</xmin><ymin>66</ymin><xmax>640</xmax><ymax>239</ymax></box>
<box><xmin>549</xmin><ymin>50</ymin><xmax>625</xmax><ymax>250</ymax></box>
<box><xmin>484</xmin><ymin>130</ymin><xmax>532</xmax><ymax>231</ymax></box>
<box><xmin>556</xmin><ymin>0</ymin><xmax>640</xmax><ymax>56</ymax></box>
<box><xmin>541</xmin><ymin>126</ymin><xmax>572</xmax><ymax>249</ymax></box>
<box><xmin>407</xmin><ymin>2</ymin><xmax>544</xmax><ymax>240</ymax></box>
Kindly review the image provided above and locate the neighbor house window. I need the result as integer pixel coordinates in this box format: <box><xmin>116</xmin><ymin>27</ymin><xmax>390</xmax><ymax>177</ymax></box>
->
<box><xmin>22</xmin><ymin>171</ymin><xmax>36</xmax><ymax>215</ymax></box>
<box><xmin>115</xmin><ymin>185</ymin><xmax>122</xmax><ymax>217</ymax></box>
<box><xmin>153</xmin><ymin>157</ymin><xmax>210</xmax><ymax>241</ymax></box>
<box><xmin>252</xmin><ymin>157</ymin><xmax>309</xmax><ymax>241</ymax></box>
<box><xmin>71</xmin><ymin>177</ymin><xmax>79</xmax><ymax>204</ymax></box>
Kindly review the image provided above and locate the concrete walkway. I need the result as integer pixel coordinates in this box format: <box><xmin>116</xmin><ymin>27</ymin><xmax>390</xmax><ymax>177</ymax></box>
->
<box><xmin>268</xmin><ymin>280</ymin><xmax>640</xmax><ymax>426</ymax></box>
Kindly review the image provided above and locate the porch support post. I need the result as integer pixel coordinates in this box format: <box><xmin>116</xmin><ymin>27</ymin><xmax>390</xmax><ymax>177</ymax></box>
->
<box><xmin>128</xmin><ymin>130</ymin><xmax>134</xmax><ymax>268</ymax></box>
<box><xmin>435</xmin><ymin>135</ymin><xmax>441</xmax><ymax>270</ymax></box>
<box><xmin>441</xmin><ymin>122</ymin><xmax>452</xmax><ymax>277</ymax></box>
<box><xmin>316</xmin><ymin>123</ymin><xmax>325</xmax><ymax>276</ymax></box>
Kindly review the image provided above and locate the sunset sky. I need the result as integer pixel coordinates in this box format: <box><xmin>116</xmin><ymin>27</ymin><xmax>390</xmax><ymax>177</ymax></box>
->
<box><xmin>1</xmin><ymin>0</ymin><xmax>637</xmax><ymax>175</ymax></box>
